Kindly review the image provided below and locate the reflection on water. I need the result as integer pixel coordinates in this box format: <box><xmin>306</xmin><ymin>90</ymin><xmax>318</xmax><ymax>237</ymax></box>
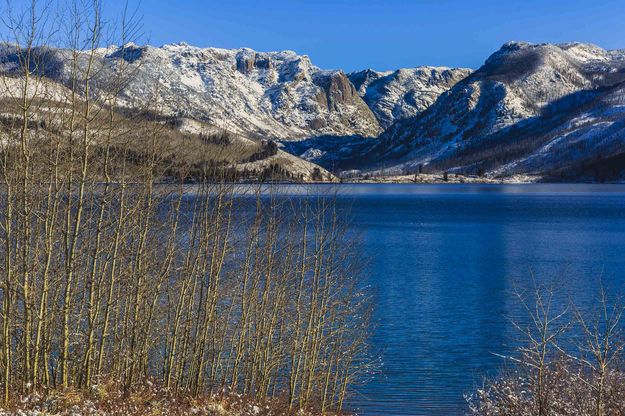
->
<box><xmin>312</xmin><ymin>184</ymin><xmax>625</xmax><ymax>415</ymax></box>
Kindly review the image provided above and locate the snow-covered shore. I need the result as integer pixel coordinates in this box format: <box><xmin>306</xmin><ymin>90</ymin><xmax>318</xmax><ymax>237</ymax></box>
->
<box><xmin>343</xmin><ymin>173</ymin><xmax>542</xmax><ymax>184</ymax></box>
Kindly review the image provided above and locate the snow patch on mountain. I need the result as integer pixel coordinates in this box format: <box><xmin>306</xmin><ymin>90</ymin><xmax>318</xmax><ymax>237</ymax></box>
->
<box><xmin>111</xmin><ymin>43</ymin><xmax>383</xmax><ymax>139</ymax></box>
<box><xmin>348</xmin><ymin>67</ymin><xmax>472</xmax><ymax>128</ymax></box>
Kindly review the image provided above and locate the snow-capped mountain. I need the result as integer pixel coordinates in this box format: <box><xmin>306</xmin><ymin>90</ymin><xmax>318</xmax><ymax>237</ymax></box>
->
<box><xmin>0</xmin><ymin>42</ymin><xmax>475</xmax><ymax>142</ymax></box>
<box><xmin>0</xmin><ymin>42</ymin><xmax>382</xmax><ymax>140</ymax></box>
<box><xmin>5</xmin><ymin>39</ymin><xmax>625</xmax><ymax>181</ymax></box>
<box><xmin>366</xmin><ymin>41</ymin><xmax>625</xmax><ymax>180</ymax></box>
<box><xmin>348</xmin><ymin>67</ymin><xmax>472</xmax><ymax>128</ymax></box>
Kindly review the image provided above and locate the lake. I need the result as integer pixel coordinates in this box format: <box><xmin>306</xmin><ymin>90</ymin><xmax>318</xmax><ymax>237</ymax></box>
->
<box><xmin>311</xmin><ymin>183</ymin><xmax>625</xmax><ymax>415</ymax></box>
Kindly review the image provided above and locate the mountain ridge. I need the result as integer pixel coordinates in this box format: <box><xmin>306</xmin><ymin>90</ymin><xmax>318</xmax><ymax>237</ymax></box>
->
<box><xmin>0</xmin><ymin>41</ymin><xmax>472</xmax><ymax>140</ymax></box>
<box><xmin>355</xmin><ymin>41</ymin><xmax>625</xmax><ymax>181</ymax></box>
<box><xmin>3</xmin><ymin>40</ymin><xmax>625</xmax><ymax>182</ymax></box>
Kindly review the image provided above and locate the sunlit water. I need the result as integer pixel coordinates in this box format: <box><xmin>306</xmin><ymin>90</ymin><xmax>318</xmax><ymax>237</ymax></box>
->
<box><xmin>278</xmin><ymin>183</ymin><xmax>625</xmax><ymax>416</ymax></box>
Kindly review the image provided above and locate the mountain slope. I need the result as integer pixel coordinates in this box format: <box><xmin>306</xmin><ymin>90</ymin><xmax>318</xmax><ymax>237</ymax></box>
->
<box><xmin>348</xmin><ymin>66</ymin><xmax>472</xmax><ymax>128</ymax></box>
<box><xmin>0</xmin><ymin>72</ymin><xmax>336</xmax><ymax>182</ymax></box>
<box><xmin>368</xmin><ymin>42</ymin><xmax>625</xmax><ymax>179</ymax></box>
<box><xmin>0</xmin><ymin>42</ymin><xmax>382</xmax><ymax>140</ymax></box>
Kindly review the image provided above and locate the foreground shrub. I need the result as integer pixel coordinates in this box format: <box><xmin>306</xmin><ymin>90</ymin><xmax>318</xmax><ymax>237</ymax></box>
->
<box><xmin>468</xmin><ymin>360</ymin><xmax>625</xmax><ymax>415</ymax></box>
<box><xmin>468</xmin><ymin>281</ymin><xmax>625</xmax><ymax>416</ymax></box>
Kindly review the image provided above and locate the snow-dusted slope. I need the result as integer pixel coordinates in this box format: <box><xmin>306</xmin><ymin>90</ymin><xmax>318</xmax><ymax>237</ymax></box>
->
<box><xmin>0</xmin><ymin>43</ymin><xmax>381</xmax><ymax>140</ymax></box>
<box><xmin>369</xmin><ymin>42</ymin><xmax>625</xmax><ymax>178</ymax></box>
<box><xmin>487</xmin><ymin>81</ymin><xmax>625</xmax><ymax>179</ymax></box>
<box><xmin>0</xmin><ymin>42</ymin><xmax>476</xmax><ymax>142</ymax></box>
<box><xmin>348</xmin><ymin>67</ymin><xmax>472</xmax><ymax>128</ymax></box>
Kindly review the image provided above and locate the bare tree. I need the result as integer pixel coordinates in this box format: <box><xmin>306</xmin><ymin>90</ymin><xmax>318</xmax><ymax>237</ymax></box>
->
<box><xmin>468</xmin><ymin>279</ymin><xmax>625</xmax><ymax>416</ymax></box>
<box><xmin>0</xmin><ymin>2</ymin><xmax>372</xmax><ymax>414</ymax></box>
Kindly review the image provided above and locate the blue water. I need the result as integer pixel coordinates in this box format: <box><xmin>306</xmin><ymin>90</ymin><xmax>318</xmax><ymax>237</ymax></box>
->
<box><xmin>318</xmin><ymin>184</ymin><xmax>625</xmax><ymax>416</ymax></box>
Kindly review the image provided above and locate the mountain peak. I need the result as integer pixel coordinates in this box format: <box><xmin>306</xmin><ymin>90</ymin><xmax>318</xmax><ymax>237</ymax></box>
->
<box><xmin>490</xmin><ymin>40</ymin><xmax>625</xmax><ymax>65</ymax></box>
<box><xmin>501</xmin><ymin>40</ymin><xmax>532</xmax><ymax>50</ymax></box>
<box><xmin>348</xmin><ymin>65</ymin><xmax>472</xmax><ymax>129</ymax></box>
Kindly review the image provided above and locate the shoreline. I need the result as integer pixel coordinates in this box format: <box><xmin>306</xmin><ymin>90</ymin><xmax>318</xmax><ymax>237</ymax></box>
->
<box><xmin>339</xmin><ymin>173</ymin><xmax>541</xmax><ymax>185</ymax></box>
<box><xmin>338</xmin><ymin>173</ymin><xmax>625</xmax><ymax>185</ymax></box>
<box><xmin>12</xmin><ymin>176</ymin><xmax>623</xmax><ymax>187</ymax></box>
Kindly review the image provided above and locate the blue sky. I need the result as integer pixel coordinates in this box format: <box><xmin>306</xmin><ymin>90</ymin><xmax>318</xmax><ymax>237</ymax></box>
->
<box><xmin>103</xmin><ymin>0</ymin><xmax>625</xmax><ymax>71</ymax></box>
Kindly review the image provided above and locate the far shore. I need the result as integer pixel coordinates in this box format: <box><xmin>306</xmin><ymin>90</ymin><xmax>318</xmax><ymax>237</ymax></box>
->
<box><xmin>336</xmin><ymin>173</ymin><xmax>625</xmax><ymax>185</ymax></box>
<box><xmin>339</xmin><ymin>173</ymin><xmax>542</xmax><ymax>184</ymax></box>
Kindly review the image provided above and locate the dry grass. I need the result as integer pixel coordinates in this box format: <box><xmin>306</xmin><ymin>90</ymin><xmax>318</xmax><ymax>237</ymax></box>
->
<box><xmin>0</xmin><ymin>379</ymin><xmax>350</xmax><ymax>416</ymax></box>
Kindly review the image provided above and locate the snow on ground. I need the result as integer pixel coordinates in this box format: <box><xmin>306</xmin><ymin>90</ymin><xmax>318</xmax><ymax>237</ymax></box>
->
<box><xmin>344</xmin><ymin>173</ymin><xmax>541</xmax><ymax>184</ymax></box>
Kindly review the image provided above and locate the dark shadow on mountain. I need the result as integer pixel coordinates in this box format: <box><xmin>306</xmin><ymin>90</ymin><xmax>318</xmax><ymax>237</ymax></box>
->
<box><xmin>106</xmin><ymin>44</ymin><xmax>147</xmax><ymax>63</ymax></box>
<box><xmin>543</xmin><ymin>149</ymin><xmax>625</xmax><ymax>183</ymax></box>
<box><xmin>424</xmin><ymin>84</ymin><xmax>621</xmax><ymax>175</ymax></box>
<box><xmin>0</xmin><ymin>44</ymin><xmax>65</xmax><ymax>79</ymax></box>
<box><xmin>280</xmin><ymin>135</ymin><xmax>378</xmax><ymax>172</ymax></box>
<box><xmin>477</xmin><ymin>47</ymin><xmax>543</xmax><ymax>83</ymax></box>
